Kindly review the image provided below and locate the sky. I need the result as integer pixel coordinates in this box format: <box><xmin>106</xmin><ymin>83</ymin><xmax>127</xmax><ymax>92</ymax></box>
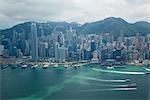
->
<box><xmin>0</xmin><ymin>0</ymin><xmax>150</xmax><ymax>29</ymax></box>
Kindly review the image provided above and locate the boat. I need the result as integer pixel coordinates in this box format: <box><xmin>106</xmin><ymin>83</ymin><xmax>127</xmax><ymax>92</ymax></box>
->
<box><xmin>116</xmin><ymin>83</ymin><xmax>137</xmax><ymax>88</ymax></box>
<box><xmin>107</xmin><ymin>65</ymin><xmax>114</xmax><ymax>69</ymax></box>
<box><xmin>0</xmin><ymin>65</ymin><xmax>8</xmax><ymax>69</ymax></box>
<box><xmin>21</xmin><ymin>65</ymin><xmax>28</xmax><ymax>69</ymax></box>
<box><xmin>43</xmin><ymin>64</ymin><xmax>49</xmax><ymax>69</ymax></box>
<box><xmin>53</xmin><ymin>64</ymin><xmax>58</xmax><ymax>68</ymax></box>
<box><xmin>74</xmin><ymin>65</ymin><xmax>79</xmax><ymax>69</ymax></box>
<box><xmin>125</xmin><ymin>79</ymin><xmax>131</xmax><ymax>82</ymax></box>
<box><xmin>127</xmin><ymin>83</ymin><xmax>137</xmax><ymax>88</ymax></box>
<box><xmin>31</xmin><ymin>65</ymin><xmax>38</xmax><ymax>69</ymax></box>
<box><xmin>107</xmin><ymin>66</ymin><xmax>114</xmax><ymax>69</ymax></box>
<box><xmin>64</xmin><ymin>64</ymin><xmax>69</xmax><ymax>68</ymax></box>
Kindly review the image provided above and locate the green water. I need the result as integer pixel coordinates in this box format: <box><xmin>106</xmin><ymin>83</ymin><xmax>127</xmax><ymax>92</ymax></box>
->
<box><xmin>1</xmin><ymin>65</ymin><xmax>150</xmax><ymax>100</ymax></box>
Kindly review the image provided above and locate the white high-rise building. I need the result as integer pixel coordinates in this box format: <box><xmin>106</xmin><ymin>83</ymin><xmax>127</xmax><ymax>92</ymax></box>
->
<box><xmin>54</xmin><ymin>42</ymin><xmax>67</xmax><ymax>62</ymax></box>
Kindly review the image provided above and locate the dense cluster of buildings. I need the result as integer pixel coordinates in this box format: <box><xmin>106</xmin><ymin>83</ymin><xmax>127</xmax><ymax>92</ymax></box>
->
<box><xmin>0</xmin><ymin>23</ymin><xmax>150</xmax><ymax>64</ymax></box>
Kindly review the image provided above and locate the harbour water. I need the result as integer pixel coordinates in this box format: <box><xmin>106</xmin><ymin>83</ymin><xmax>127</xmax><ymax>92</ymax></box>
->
<box><xmin>1</xmin><ymin>65</ymin><xmax>150</xmax><ymax>100</ymax></box>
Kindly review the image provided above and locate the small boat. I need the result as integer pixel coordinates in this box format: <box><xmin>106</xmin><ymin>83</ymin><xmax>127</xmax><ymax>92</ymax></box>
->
<box><xmin>31</xmin><ymin>65</ymin><xmax>38</xmax><ymax>69</ymax></box>
<box><xmin>125</xmin><ymin>79</ymin><xmax>131</xmax><ymax>82</ymax></box>
<box><xmin>1</xmin><ymin>65</ymin><xmax>8</xmax><ymax>69</ymax></box>
<box><xmin>53</xmin><ymin>64</ymin><xmax>58</xmax><ymax>68</ymax></box>
<box><xmin>21</xmin><ymin>65</ymin><xmax>28</xmax><ymax>69</ymax></box>
<box><xmin>64</xmin><ymin>64</ymin><xmax>69</xmax><ymax>68</ymax></box>
<box><xmin>107</xmin><ymin>67</ymin><xmax>114</xmax><ymax>70</ymax></box>
<box><xmin>107</xmin><ymin>65</ymin><xmax>114</xmax><ymax>69</ymax></box>
<box><xmin>74</xmin><ymin>65</ymin><xmax>79</xmax><ymax>69</ymax></box>
<box><xmin>127</xmin><ymin>83</ymin><xmax>137</xmax><ymax>88</ymax></box>
<box><xmin>43</xmin><ymin>64</ymin><xmax>49</xmax><ymax>69</ymax></box>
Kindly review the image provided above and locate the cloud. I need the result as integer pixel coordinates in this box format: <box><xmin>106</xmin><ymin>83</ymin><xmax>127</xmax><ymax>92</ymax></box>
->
<box><xmin>0</xmin><ymin>0</ymin><xmax>150</xmax><ymax>29</ymax></box>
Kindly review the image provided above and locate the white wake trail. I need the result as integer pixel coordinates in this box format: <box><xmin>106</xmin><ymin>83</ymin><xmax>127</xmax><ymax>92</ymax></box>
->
<box><xmin>92</xmin><ymin>68</ymin><xmax>146</xmax><ymax>75</ymax></box>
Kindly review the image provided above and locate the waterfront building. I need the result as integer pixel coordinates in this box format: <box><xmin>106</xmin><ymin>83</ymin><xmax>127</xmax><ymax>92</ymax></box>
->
<box><xmin>59</xmin><ymin>47</ymin><xmax>66</xmax><ymax>62</ymax></box>
<box><xmin>91</xmin><ymin>50</ymin><xmax>99</xmax><ymax>63</ymax></box>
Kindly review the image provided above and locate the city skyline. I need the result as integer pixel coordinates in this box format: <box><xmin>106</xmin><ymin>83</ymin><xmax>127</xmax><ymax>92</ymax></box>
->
<box><xmin>1</xmin><ymin>1</ymin><xmax>150</xmax><ymax>100</ymax></box>
<box><xmin>0</xmin><ymin>21</ymin><xmax>150</xmax><ymax>64</ymax></box>
<box><xmin>0</xmin><ymin>0</ymin><xmax>150</xmax><ymax>29</ymax></box>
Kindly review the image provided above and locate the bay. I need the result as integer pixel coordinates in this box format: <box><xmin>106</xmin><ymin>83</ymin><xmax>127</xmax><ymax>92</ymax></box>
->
<box><xmin>1</xmin><ymin>65</ymin><xmax>150</xmax><ymax>100</ymax></box>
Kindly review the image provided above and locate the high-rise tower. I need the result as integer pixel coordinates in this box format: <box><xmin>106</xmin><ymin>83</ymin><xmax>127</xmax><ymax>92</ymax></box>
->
<box><xmin>31</xmin><ymin>23</ymin><xmax>38</xmax><ymax>61</ymax></box>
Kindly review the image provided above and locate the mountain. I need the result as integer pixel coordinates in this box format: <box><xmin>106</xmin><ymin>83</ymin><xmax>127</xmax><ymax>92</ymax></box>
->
<box><xmin>0</xmin><ymin>21</ymin><xmax>81</xmax><ymax>40</ymax></box>
<box><xmin>79</xmin><ymin>17</ymin><xmax>150</xmax><ymax>38</ymax></box>
<box><xmin>0</xmin><ymin>17</ymin><xmax>150</xmax><ymax>40</ymax></box>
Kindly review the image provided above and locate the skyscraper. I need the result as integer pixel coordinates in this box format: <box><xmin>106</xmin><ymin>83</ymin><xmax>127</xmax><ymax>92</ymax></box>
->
<box><xmin>31</xmin><ymin>23</ymin><xmax>38</xmax><ymax>61</ymax></box>
<box><xmin>91</xmin><ymin>40</ymin><xmax>96</xmax><ymax>52</ymax></box>
<box><xmin>55</xmin><ymin>42</ymin><xmax>60</xmax><ymax>62</ymax></box>
<box><xmin>39</xmin><ymin>42</ymin><xmax>48</xmax><ymax>58</ymax></box>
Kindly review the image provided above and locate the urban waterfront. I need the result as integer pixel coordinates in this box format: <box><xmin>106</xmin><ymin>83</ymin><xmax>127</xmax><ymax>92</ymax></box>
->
<box><xmin>1</xmin><ymin>64</ymin><xmax>150</xmax><ymax>100</ymax></box>
<box><xmin>0</xmin><ymin>1</ymin><xmax>150</xmax><ymax>100</ymax></box>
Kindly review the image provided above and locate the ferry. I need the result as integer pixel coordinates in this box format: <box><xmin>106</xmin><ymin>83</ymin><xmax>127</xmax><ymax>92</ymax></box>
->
<box><xmin>116</xmin><ymin>83</ymin><xmax>137</xmax><ymax>88</ymax></box>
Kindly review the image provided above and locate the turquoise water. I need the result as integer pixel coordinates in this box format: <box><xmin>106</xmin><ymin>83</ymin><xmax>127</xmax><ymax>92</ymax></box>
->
<box><xmin>1</xmin><ymin>65</ymin><xmax>150</xmax><ymax>100</ymax></box>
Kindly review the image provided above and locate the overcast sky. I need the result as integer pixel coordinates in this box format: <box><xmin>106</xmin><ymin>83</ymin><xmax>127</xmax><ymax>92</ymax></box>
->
<box><xmin>0</xmin><ymin>0</ymin><xmax>150</xmax><ymax>29</ymax></box>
